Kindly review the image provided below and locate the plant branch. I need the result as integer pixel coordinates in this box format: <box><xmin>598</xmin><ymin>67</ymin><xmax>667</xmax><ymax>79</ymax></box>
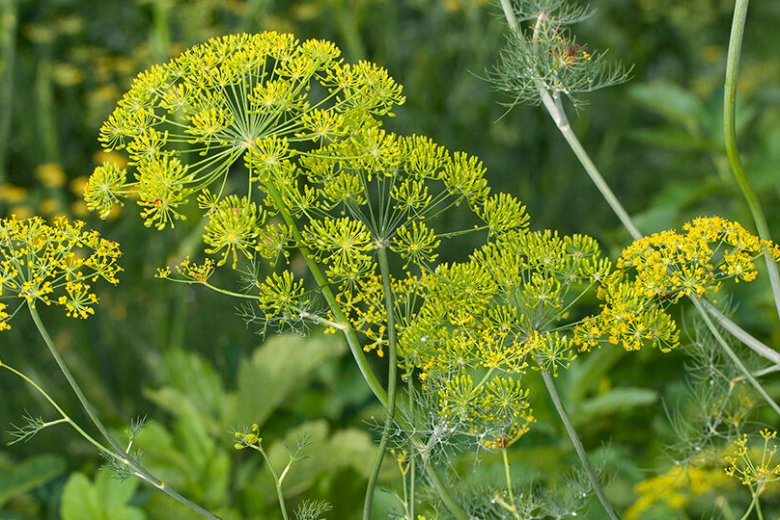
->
<box><xmin>539</xmin><ymin>365</ymin><xmax>620</xmax><ymax>520</ymax></box>
<box><xmin>363</xmin><ymin>245</ymin><xmax>400</xmax><ymax>519</ymax></box>
<box><xmin>723</xmin><ymin>0</ymin><xmax>780</xmax><ymax>324</ymax></box>
<box><xmin>28</xmin><ymin>303</ymin><xmax>223</xmax><ymax>520</ymax></box>
<box><xmin>0</xmin><ymin>361</ymin><xmax>114</xmax><ymax>456</ymax></box>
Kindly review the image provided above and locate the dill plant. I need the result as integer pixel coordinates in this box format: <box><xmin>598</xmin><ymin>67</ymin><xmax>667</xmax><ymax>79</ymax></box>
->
<box><xmin>81</xmin><ymin>29</ymin><xmax>650</xmax><ymax>519</ymax></box>
<box><xmin>1</xmin><ymin>0</ymin><xmax>776</xmax><ymax>517</ymax></box>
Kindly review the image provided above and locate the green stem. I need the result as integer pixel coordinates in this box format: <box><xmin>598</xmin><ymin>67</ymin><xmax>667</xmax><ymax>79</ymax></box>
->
<box><xmin>501</xmin><ymin>447</ymin><xmax>521</xmax><ymax>519</ymax></box>
<box><xmin>498</xmin><ymin>1</ymin><xmax>642</xmax><ymax>241</ymax></box>
<box><xmin>691</xmin><ymin>298</ymin><xmax>780</xmax><ymax>417</ymax></box>
<box><xmin>261</xmin><ymin>182</ymin><xmax>470</xmax><ymax>520</ymax></box>
<box><xmin>257</xmin><ymin>446</ymin><xmax>289</xmax><ymax>520</ymax></box>
<box><xmin>723</xmin><ymin>0</ymin><xmax>780</xmax><ymax>323</ymax></box>
<box><xmin>539</xmin><ymin>366</ymin><xmax>621</xmax><ymax>520</ymax></box>
<box><xmin>262</xmin><ymin>181</ymin><xmax>388</xmax><ymax>406</ymax></box>
<box><xmin>544</xmin><ymin>91</ymin><xmax>642</xmax><ymax>241</ymax></box>
<box><xmin>362</xmin><ymin>246</ymin><xmax>399</xmax><ymax>520</ymax></box>
<box><xmin>739</xmin><ymin>486</ymin><xmax>759</xmax><ymax>520</ymax></box>
<box><xmin>409</xmin><ymin>460</ymin><xmax>416</xmax><ymax>520</ymax></box>
<box><xmin>499</xmin><ymin>0</ymin><xmax>518</xmax><ymax>32</ymax></box>
<box><xmin>27</xmin><ymin>303</ymin><xmax>223</xmax><ymax>520</ymax></box>
<box><xmin>0</xmin><ymin>0</ymin><xmax>17</xmax><ymax>184</ymax></box>
<box><xmin>1</xmin><ymin>362</ymin><xmax>114</xmax><ymax>457</ymax></box>
<box><xmin>701</xmin><ymin>300</ymin><xmax>780</xmax><ymax>364</ymax></box>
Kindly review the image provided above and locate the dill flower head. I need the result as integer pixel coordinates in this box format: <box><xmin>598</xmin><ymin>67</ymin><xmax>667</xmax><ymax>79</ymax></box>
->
<box><xmin>574</xmin><ymin>216</ymin><xmax>779</xmax><ymax>353</ymax></box>
<box><xmin>396</xmin><ymin>230</ymin><xmax>611</xmax><ymax>449</ymax></box>
<box><xmin>0</xmin><ymin>216</ymin><xmax>122</xmax><ymax>329</ymax></box>
<box><xmin>724</xmin><ymin>429</ymin><xmax>780</xmax><ymax>488</ymax></box>
<box><xmin>84</xmin><ymin>32</ymin><xmax>405</xmax><ymax>230</ymax></box>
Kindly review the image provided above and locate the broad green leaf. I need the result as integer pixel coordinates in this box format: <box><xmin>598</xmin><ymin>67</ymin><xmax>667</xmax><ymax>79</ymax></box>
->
<box><xmin>0</xmin><ymin>454</ymin><xmax>65</xmax><ymax>508</ymax></box>
<box><xmin>232</xmin><ymin>333</ymin><xmax>346</xmax><ymax>428</ymax></box>
<box><xmin>61</xmin><ymin>471</ymin><xmax>145</xmax><ymax>520</ymax></box>
<box><xmin>629</xmin><ymin>82</ymin><xmax>702</xmax><ymax>130</ymax></box>
<box><xmin>154</xmin><ymin>349</ymin><xmax>227</xmax><ymax>421</ymax></box>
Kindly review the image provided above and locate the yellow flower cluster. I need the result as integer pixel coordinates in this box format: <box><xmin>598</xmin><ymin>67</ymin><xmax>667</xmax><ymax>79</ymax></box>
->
<box><xmin>0</xmin><ymin>217</ymin><xmax>122</xmax><ymax>329</ymax></box>
<box><xmin>396</xmin><ymin>231</ymin><xmax>609</xmax><ymax>448</ymax></box>
<box><xmin>724</xmin><ymin>429</ymin><xmax>780</xmax><ymax>488</ymax></box>
<box><xmin>234</xmin><ymin>424</ymin><xmax>262</xmax><ymax>451</ymax></box>
<box><xmin>576</xmin><ymin>217</ymin><xmax>778</xmax><ymax>353</ymax></box>
<box><xmin>626</xmin><ymin>462</ymin><xmax>733</xmax><ymax>520</ymax></box>
<box><xmin>619</xmin><ymin>216</ymin><xmax>777</xmax><ymax>300</ymax></box>
<box><xmin>85</xmin><ymin>32</ymin><xmax>405</xmax><ymax>230</ymax></box>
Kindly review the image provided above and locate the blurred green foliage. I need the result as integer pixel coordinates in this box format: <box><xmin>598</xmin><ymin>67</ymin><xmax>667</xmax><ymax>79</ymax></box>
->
<box><xmin>1</xmin><ymin>0</ymin><xmax>780</xmax><ymax>518</ymax></box>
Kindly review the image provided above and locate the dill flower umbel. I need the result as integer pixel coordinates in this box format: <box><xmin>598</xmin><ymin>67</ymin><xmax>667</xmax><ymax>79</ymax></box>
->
<box><xmin>85</xmin><ymin>32</ymin><xmax>404</xmax><ymax>230</ymax></box>
<box><xmin>0</xmin><ymin>216</ymin><xmax>122</xmax><ymax>328</ymax></box>
<box><xmin>574</xmin><ymin>216</ymin><xmax>780</xmax><ymax>353</ymax></box>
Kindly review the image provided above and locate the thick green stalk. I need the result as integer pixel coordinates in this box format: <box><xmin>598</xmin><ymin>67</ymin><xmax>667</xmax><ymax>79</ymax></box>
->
<box><xmin>539</xmin><ymin>367</ymin><xmax>621</xmax><ymax>520</ymax></box>
<box><xmin>691</xmin><ymin>298</ymin><xmax>780</xmax><ymax>417</ymax></box>
<box><xmin>28</xmin><ymin>304</ymin><xmax>223</xmax><ymax>520</ymax></box>
<box><xmin>261</xmin><ymin>182</ymin><xmax>470</xmax><ymax>520</ymax></box>
<box><xmin>0</xmin><ymin>0</ymin><xmax>17</xmax><ymax>183</ymax></box>
<box><xmin>723</xmin><ymin>0</ymin><xmax>780</xmax><ymax>323</ymax></box>
<box><xmin>362</xmin><ymin>245</ymin><xmax>399</xmax><ymax>520</ymax></box>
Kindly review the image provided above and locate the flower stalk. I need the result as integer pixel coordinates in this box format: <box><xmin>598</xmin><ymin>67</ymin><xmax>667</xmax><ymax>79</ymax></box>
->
<box><xmin>539</xmin><ymin>366</ymin><xmax>620</xmax><ymax>520</ymax></box>
<box><xmin>28</xmin><ymin>303</ymin><xmax>223</xmax><ymax>520</ymax></box>
<box><xmin>723</xmin><ymin>0</ymin><xmax>780</xmax><ymax>324</ymax></box>
<box><xmin>362</xmin><ymin>244</ymin><xmax>400</xmax><ymax>520</ymax></box>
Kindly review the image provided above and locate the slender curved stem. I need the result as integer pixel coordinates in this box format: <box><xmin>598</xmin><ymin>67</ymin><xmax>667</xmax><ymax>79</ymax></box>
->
<box><xmin>363</xmin><ymin>245</ymin><xmax>399</xmax><ymax>519</ymax></box>
<box><xmin>545</xmin><ymin>92</ymin><xmax>642</xmax><ymax>241</ymax></box>
<box><xmin>539</xmin><ymin>366</ymin><xmax>621</xmax><ymax>520</ymax></box>
<box><xmin>262</xmin><ymin>182</ymin><xmax>388</xmax><ymax>407</ymax></box>
<box><xmin>723</xmin><ymin>0</ymin><xmax>780</xmax><ymax>324</ymax></box>
<box><xmin>255</xmin><ymin>446</ymin><xmax>290</xmax><ymax>520</ymax></box>
<box><xmin>691</xmin><ymin>298</ymin><xmax>780</xmax><ymax>418</ymax></box>
<box><xmin>501</xmin><ymin>448</ymin><xmax>521</xmax><ymax>519</ymax></box>
<box><xmin>1</xmin><ymin>362</ymin><xmax>114</xmax><ymax>457</ymax></box>
<box><xmin>28</xmin><ymin>303</ymin><xmax>222</xmax><ymax>520</ymax></box>
<box><xmin>700</xmin><ymin>300</ymin><xmax>780</xmax><ymax>364</ymax></box>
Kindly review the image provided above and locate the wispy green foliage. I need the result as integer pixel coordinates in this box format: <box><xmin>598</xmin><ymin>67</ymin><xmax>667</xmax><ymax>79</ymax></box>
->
<box><xmin>492</xmin><ymin>0</ymin><xmax>632</xmax><ymax>108</ymax></box>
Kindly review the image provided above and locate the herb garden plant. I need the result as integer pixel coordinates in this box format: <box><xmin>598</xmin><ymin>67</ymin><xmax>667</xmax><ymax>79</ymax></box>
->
<box><xmin>2</xmin><ymin>0</ymin><xmax>780</xmax><ymax>518</ymax></box>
